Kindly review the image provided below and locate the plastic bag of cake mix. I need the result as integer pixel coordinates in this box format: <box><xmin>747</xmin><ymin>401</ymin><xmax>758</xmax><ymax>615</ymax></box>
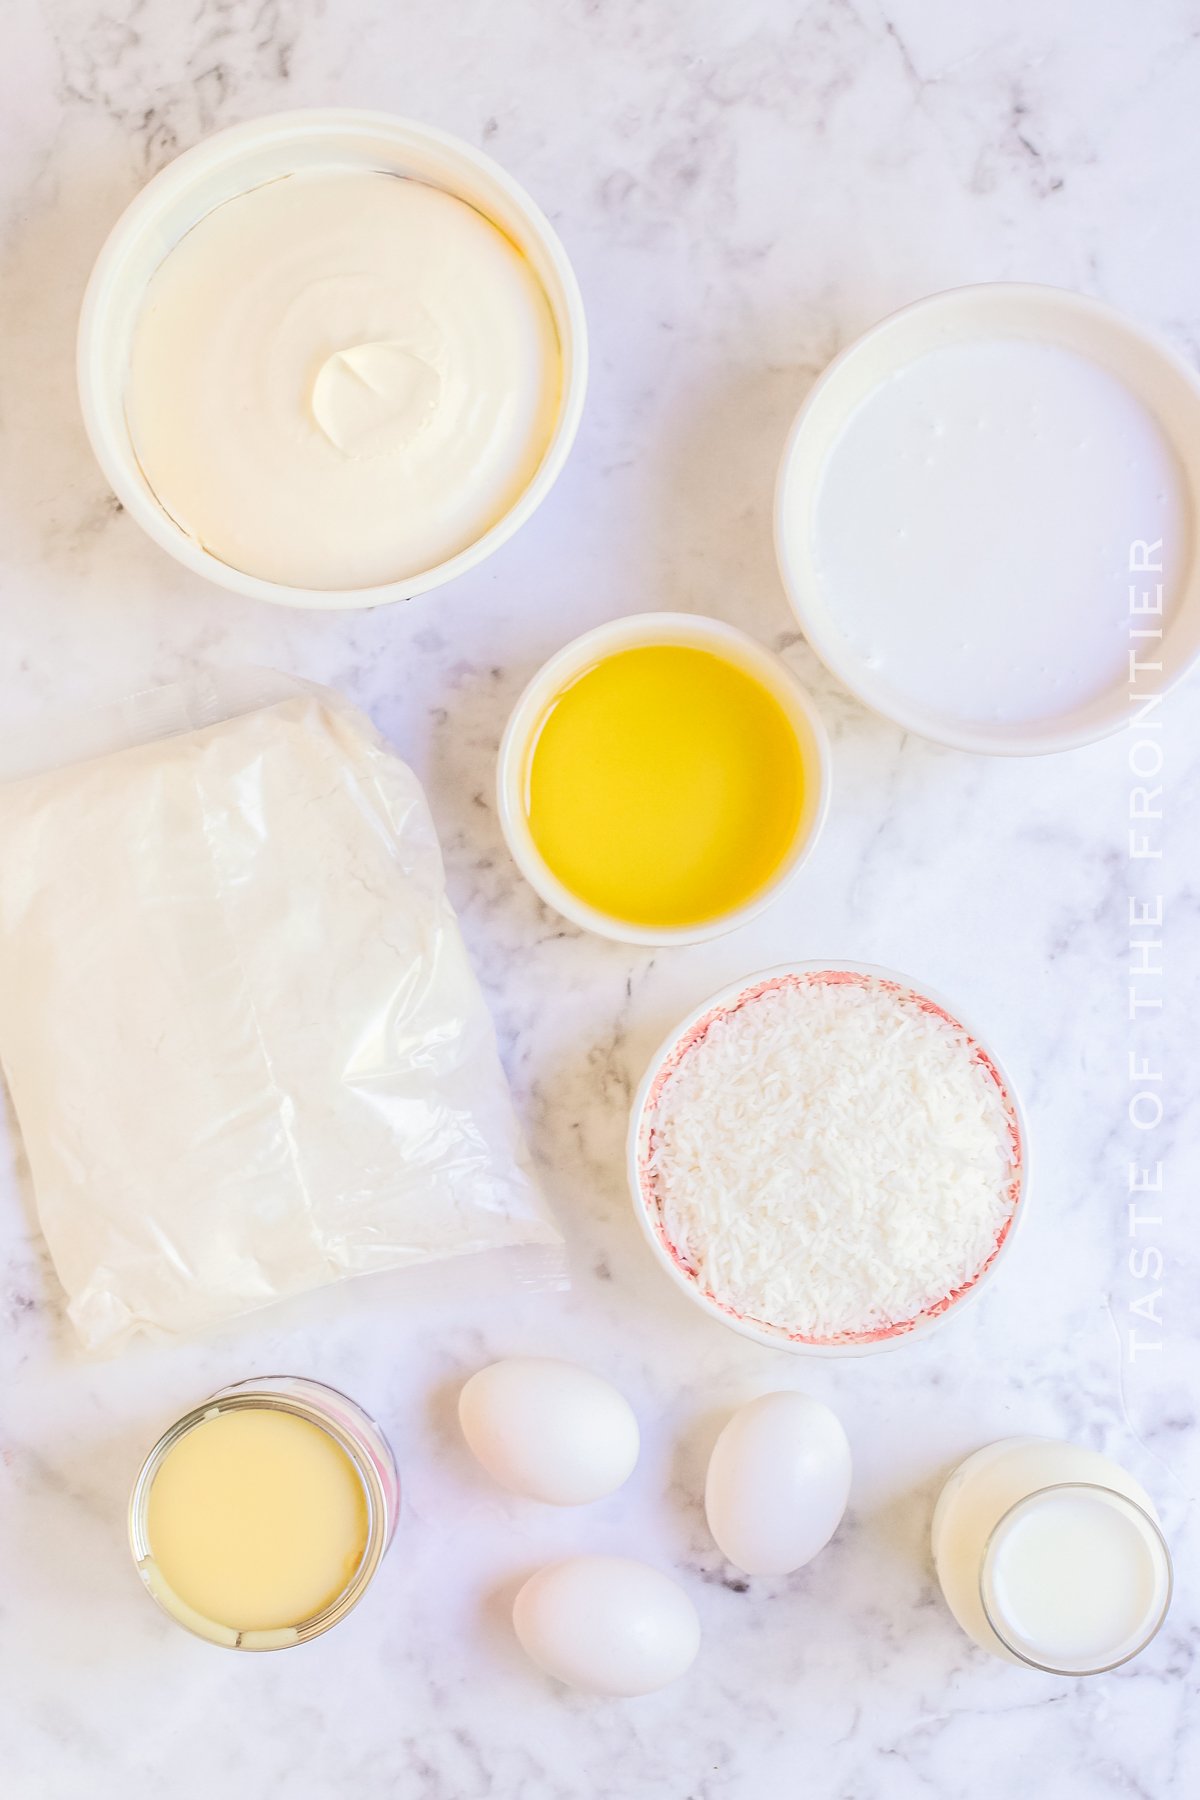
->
<box><xmin>0</xmin><ymin>670</ymin><xmax>563</xmax><ymax>1352</ymax></box>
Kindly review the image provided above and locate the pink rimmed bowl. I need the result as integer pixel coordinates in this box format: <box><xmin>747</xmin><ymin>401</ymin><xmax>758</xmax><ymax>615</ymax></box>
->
<box><xmin>627</xmin><ymin>961</ymin><xmax>1029</xmax><ymax>1356</ymax></box>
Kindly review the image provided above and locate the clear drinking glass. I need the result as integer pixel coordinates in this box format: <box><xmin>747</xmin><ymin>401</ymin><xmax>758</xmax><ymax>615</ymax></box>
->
<box><xmin>978</xmin><ymin>1481</ymin><xmax>1172</xmax><ymax>1675</ymax></box>
<box><xmin>932</xmin><ymin>1436</ymin><xmax>1172</xmax><ymax>1674</ymax></box>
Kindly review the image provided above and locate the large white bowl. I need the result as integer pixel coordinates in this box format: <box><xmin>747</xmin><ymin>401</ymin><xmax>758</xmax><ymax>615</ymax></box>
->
<box><xmin>628</xmin><ymin>961</ymin><xmax>1030</xmax><ymax>1355</ymax></box>
<box><xmin>775</xmin><ymin>284</ymin><xmax>1200</xmax><ymax>755</ymax></box>
<box><xmin>77</xmin><ymin>109</ymin><xmax>587</xmax><ymax>610</ymax></box>
<box><xmin>496</xmin><ymin>612</ymin><xmax>831</xmax><ymax>947</ymax></box>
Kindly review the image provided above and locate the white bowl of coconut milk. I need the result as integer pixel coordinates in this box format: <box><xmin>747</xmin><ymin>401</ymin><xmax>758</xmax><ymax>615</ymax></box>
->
<box><xmin>775</xmin><ymin>284</ymin><xmax>1200</xmax><ymax>754</ymax></box>
<box><xmin>78</xmin><ymin>110</ymin><xmax>587</xmax><ymax>609</ymax></box>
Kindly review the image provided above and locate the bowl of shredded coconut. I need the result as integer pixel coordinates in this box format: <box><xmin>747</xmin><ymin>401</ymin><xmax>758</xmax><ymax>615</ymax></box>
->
<box><xmin>628</xmin><ymin>963</ymin><xmax>1027</xmax><ymax>1354</ymax></box>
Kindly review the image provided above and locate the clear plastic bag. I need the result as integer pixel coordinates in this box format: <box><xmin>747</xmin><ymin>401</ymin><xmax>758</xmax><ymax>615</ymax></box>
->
<box><xmin>0</xmin><ymin>670</ymin><xmax>564</xmax><ymax>1353</ymax></box>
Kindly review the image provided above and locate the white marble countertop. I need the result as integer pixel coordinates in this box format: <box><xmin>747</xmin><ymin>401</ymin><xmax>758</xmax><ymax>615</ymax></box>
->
<box><xmin>1</xmin><ymin>2</ymin><xmax>1198</xmax><ymax>1795</ymax></box>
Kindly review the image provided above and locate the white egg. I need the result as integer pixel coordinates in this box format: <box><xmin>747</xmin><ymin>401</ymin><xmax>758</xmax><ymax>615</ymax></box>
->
<box><xmin>458</xmin><ymin>1357</ymin><xmax>639</xmax><ymax>1504</ymax></box>
<box><xmin>704</xmin><ymin>1391</ymin><xmax>852</xmax><ymax>1576</ymax></box>
<box><xmin>513</xmin><ymin>1555</ymin><xmax>700</xmax><ymax>1696</ymax></box>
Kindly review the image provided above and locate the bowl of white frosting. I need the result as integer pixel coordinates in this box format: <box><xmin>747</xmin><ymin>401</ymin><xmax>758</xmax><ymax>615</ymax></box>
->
<box><xmin>78</xmin><ymin>110</ymin><xmax>587</xmax><ymax>607</ymax></box>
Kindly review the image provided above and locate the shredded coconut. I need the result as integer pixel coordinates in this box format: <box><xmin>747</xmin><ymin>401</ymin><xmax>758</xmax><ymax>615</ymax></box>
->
<box><xmin>643</xmin><ymin>973</ymin><xmax>1020</xmax><ymax>1343</ymax></box>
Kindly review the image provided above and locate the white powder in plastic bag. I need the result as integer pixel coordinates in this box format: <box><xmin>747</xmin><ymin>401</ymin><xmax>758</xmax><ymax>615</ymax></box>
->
<box><xmin>0</xmin><ymin>674</ymin><xmax>563</xmax><ymax>1352</ymax></box>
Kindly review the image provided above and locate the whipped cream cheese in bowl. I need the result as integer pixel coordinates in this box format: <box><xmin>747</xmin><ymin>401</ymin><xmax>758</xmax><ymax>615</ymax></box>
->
<box><xmin>78</xmin><ymin>110</ymin><xmax>587</xmax><ymax>608</ymax></box>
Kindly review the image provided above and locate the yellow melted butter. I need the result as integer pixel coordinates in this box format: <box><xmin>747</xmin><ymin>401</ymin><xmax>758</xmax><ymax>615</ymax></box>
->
<box><xmin>146</xmin><ymin>1408</ymin><xmax>369</xmax><ymax>1635</ymax></box>
<box><xmin>525</xmin><ymin>644</ymin><xmax>805</xmax><ymax>928</ymax></box>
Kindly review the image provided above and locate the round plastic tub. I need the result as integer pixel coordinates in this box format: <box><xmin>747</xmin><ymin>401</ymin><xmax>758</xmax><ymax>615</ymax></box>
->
<box><xmin>78</xmin><ymin>109</ymin><xmax>587</xmax><ymax>609</ymax></box>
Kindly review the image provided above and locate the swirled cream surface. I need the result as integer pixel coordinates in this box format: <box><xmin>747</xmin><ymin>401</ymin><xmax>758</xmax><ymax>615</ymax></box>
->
<box><xmin>126</xmin><ymin>169</ymin><xmax>561</xmax><ymax>590</ymax></box>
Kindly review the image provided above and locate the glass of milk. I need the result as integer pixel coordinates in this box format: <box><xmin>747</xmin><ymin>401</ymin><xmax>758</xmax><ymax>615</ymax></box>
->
<box><xmin>932</xmin><ymin>1436</ymin><xmax>1172</xmax><ymax>1674</ymax></box>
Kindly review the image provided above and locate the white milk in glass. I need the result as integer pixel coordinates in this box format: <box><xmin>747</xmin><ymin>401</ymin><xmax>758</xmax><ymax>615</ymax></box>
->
<box><xmin>931</xmin><ymin>1436</ymin><xmax>1171</xmax><ymax>1674</ymax></box>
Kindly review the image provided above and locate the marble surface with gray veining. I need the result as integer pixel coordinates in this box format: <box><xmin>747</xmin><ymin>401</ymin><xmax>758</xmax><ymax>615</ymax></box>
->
<box><xmin>1</xmin><ymin>2</ymin><xmax>1198</xmax><ymax>1795</ymax></box>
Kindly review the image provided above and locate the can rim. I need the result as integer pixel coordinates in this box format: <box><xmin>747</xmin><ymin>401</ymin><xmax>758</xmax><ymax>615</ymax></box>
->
<box><xmin>129</xmin><ymin>1383</ymin><xmax>394</xmax><ymax>1651</ymax></box>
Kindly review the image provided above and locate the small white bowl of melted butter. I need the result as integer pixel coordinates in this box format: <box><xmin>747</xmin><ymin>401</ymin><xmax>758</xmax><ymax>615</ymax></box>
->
<box><xmin>78</xmin><ymin>109</ymin><xmax>587</xmax><ymax>609</ymax></box>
